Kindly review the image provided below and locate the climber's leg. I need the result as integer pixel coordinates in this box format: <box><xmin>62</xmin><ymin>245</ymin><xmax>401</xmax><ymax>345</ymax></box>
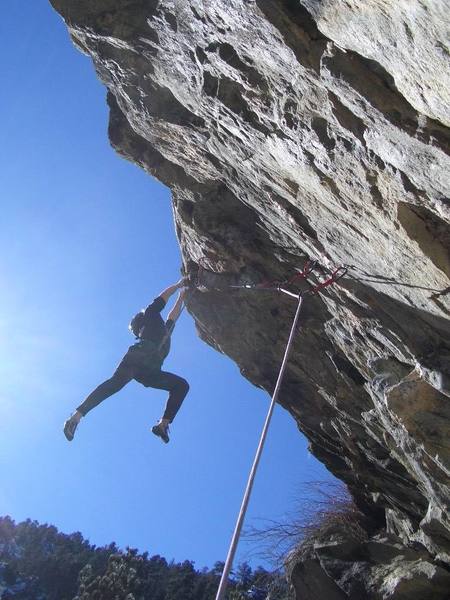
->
<box><xmin>63</xmin><ymin>359</ymin><xmax>134</xmax><ymax>441</ymax></box>
<box><xmin>135</xmin><ymin>369</ymin><xmax>189</xmax><ymax>443</ymax></box>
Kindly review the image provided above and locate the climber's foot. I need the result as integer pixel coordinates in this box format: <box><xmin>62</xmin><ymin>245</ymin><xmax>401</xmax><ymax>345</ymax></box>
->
<box><xmin>152</xmin><ymin>421</ymin><xmax>170</xmax><ymax>444</ymax></box>
<box><xmin>63</xmin><ymin>415</ymin><xmax>79</xmax><ymax>441</ymax></box>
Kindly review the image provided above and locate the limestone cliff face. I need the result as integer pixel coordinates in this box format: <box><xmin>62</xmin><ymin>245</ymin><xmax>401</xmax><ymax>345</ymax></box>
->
<box><xmin>50</xmin><ymin>1</ymin><xmax>449</xmax><ymax>597</ymax></box>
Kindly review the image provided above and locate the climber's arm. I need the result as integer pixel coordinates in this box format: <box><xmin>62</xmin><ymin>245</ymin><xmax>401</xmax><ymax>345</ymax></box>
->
<box><xmin>143</xmin><ymin>278</ymin><xmax>186</xmax><ymax>317</ymax></box>
<box><xmin>166</xmin><ymin>289</ymin><xmax>186</xmax><ymax>324</ymax></box>
<box><xmin>159</xmin><ymin>278</ymin><xmax>186</xmax><ymax>304</ymax></box>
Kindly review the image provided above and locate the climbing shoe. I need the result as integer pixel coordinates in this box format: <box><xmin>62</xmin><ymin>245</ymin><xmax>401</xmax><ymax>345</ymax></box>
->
<box><xmin>152</xmin><ymin>421</ymin><xmax>170</xmax><ymax>444</ymax></box>
<box><xmin>63</xmin><ymin>416</ymin><xmax>78</xmax><ymax>441</ymax></box>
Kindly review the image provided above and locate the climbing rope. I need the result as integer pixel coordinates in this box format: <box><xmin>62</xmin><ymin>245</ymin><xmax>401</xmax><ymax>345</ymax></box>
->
<box><xmin>215</xmin><ymin>293</ymin><xmax>303</xmax><ymax>600</ymax></box>
<box><xmin>192</xmin><ymin>259</ymin><xmax>346</xmax><ymax>299</ymax></box>
<box><xmin>209</xmin><ymin>261</ymin><xmax>346</xmax><ymax>600</ymax></box>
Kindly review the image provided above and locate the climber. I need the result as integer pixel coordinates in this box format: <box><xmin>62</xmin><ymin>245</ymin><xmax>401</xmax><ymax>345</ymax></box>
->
<box><xmin>63</xmin><ymin>278</ymin><xmax>189</xmax><ymax>444</ymax></box>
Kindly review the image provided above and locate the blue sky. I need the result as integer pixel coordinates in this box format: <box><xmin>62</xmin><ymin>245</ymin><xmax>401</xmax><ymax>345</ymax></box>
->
<box><xmin>0</xmin><ymin>1</ymin><xmax>334</xmax><ymax>570</ymax></box>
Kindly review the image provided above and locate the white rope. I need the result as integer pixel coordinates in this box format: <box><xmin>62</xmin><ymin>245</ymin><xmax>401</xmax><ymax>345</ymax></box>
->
<box><xmin>215</xmin><ymin>294</ymin><xmax>304</xmax><ymax>600</ymax></box>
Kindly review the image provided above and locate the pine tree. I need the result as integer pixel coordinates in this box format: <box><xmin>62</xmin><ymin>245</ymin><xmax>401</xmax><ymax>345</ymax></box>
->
<box><xmin>0</xmin><ymin>517</ymin><xmax>290</xmax><ymax>600</ymax></box>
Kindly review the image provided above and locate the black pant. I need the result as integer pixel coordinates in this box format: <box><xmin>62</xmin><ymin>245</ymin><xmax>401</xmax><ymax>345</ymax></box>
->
<box><xmin>76</xmin><ymin>352</ymin><xmax>189</xmax><ymax>423</ymax></box>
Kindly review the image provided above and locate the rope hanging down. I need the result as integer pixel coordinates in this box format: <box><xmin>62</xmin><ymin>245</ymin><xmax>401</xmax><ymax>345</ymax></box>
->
<box><xmin>213</xmin><ymin>262</ymin><xmax>346</xmax><ymax>600</ymax></box>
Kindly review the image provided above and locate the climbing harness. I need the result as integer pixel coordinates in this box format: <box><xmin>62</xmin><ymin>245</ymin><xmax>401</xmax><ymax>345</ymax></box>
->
<box><xmin>207</xmin><ymin>260</ymin><xmax>347</xmax><ymax>600</ymax></box>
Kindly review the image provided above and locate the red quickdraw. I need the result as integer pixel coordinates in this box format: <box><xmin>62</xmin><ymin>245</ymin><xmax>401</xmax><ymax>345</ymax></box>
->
<box><xmin>304</xmin><ymin>265</ymin><xmax>347</xmax><ymax>296</ymax></box>
<box><xmin>259</xmin><ymin>260</ymin><xmax>318</xmax><ymax>290</ymax></box>
<box><xmin>187</xmin><ymin>259</ymin><xmax>347</xmax><ymax>298</ymax></box>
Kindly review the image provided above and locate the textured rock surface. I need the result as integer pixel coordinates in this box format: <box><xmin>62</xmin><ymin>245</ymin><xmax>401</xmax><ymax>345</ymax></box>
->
<box><xmin>290</xmin><ymin>530</ymin><xmax>450</xmax><ymax>600</ymax></box>
<box><xmin>50</xmin><ymin>0</ymin><xmax>450</xmax><ymax>596</ymax></box>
